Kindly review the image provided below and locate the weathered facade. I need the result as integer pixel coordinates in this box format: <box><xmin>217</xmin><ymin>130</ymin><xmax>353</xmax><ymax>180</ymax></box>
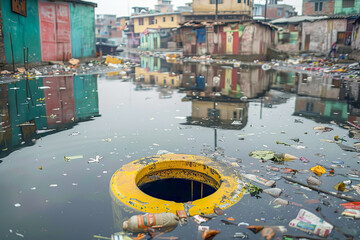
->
<box><xmin>302</xmin><ymin>18</ymin><xmax>348</xmax><ymax>52</ymax></box>
<box><xmin>70</xmin><ymin>3</ymin><xmax>96</xmax><ymax>58</ymax></box>
<box><xmin>0</xmin><ymin>0</ymin><xmax>96</xmax><ymax>64</ymax></box>
<box><xmin>303</xmin><ymin>0</ymin><xmax>360</xmax><ymax>16</ymax></box>
<box><xmin>353</xmin><ymin>17</ymin><xmax>360</xmax><ymax>50</ymax></box>
<box><xmin>272</xmin><ymin>16</ymin><xmax>359</xmax><ymax>54</ymax></box>
<box><xmin>334</xmin><ymin>0</ymin><xmax>360</xmax><ymax>15</ymax></box>
<box><xmin>1</xmin><ymin>0</ymin><xmax>42</xmax><ymax>64</ymax></box>
<box><xmin>180</xmin><ymin>22</ymin><xmax>276</xmax><ymax>61</ymax></box>
<box><xmin>303</xmin><ymin>0</ymin><xmax>335</xmax><ymax>16</ymax></box>
<box><xmin>132</xmin><ymin>12</ymin><xmax>182</xmax><ymax>50</ymax></box>
<box><xmin>183</xmin><ymin>0</ymin><xmax>253</xmax><ymax>22</ymax></box>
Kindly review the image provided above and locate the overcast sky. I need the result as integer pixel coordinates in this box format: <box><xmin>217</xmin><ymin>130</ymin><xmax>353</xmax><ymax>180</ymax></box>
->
<box><xmin>91</xmin><ymin>0</ymin><xmax>303</xmax><ymax>17</ymax></box>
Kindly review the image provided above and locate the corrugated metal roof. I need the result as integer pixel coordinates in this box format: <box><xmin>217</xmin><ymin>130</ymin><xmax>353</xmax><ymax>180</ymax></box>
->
<box><xmin>270</xmin><ymin>15</ymin><xmax>328</xmax><ymax>24</ymax></box>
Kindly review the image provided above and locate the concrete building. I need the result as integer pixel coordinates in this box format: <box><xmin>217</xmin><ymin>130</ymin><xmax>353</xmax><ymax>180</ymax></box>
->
<box><xmin>303</xmin><ymin>0</ymin><xmax>360</xmax><ymax>16</ymax></box>
<box><xmin>132</xmin><ymin>12</ymin><xmax>183</xmax><ymax>50</ymax></box>
<box><xmin>182</xmin><ymin>0</ymin><xmax>253</xmax><ymax>22</ymax></box>
<box><xmin>155</xmin><ymin>0</ymin><xmax>173</xmax><ymax>13</ymax></box>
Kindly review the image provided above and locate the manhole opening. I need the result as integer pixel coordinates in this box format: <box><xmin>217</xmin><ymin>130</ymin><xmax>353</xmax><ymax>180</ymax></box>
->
<box><xmin>139</xmin><ymin>178</ymin><xmax>217</xmax><ymax>203</ymax></box>
<box><xmin>135</xmin><ymin>160</ymin><xmax>222</xmax><ymax>203</ymax></box>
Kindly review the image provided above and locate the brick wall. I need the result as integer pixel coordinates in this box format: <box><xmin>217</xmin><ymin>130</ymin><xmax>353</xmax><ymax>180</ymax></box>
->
<box><xmin>303</xmin><ymin>0</ymin><xmax>335</xmax><ymax>16</ymax></box>
<box><xmin>0</xmin><ymin>1</ymin><xmax>5</xmax><ymax>64</ymax></box>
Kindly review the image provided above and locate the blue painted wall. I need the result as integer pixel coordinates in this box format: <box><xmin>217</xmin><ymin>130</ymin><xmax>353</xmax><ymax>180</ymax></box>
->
<box><xmin>1</xmin><ymin>0</ymin><xmax>42</xmax><ymax>64</ymax></box>
<box><xmin>70</xmin><ymin>4</ymin><xmax>96</xmax><ymax>58</ymax></box>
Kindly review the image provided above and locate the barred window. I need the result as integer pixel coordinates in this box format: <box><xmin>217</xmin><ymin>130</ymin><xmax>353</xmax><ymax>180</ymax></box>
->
<box><xmin>343</xmin><ymin>0</ymin><xmax>355</xmax><ymax>8</ymax></box>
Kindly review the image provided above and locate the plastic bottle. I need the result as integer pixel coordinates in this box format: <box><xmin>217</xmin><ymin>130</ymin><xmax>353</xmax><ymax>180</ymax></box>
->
<box><xmin>263</xmin><ymin>188</ymin><xmax>282</xmax><ymax>198</ymax></box>
<box><xmin>123</xmin><ymin>213</ymin><xmax>179</xmax><ymax>233</ymax></box>
<box><xmin>244</xmin><ymin>174</ymin><xmax>276</xmax><ymax>187</ymax></box>
<box><xmin>274</xmin><ymin>153</ymin><xmax>298</xmax><ymax>162</ymax></box>
<box><xmin>341</xmin><ymin>209</ymin><xmax>360</xmax><ymax>219</ymax></box>
<box><xmin>306</xmin><ymin>176</ymin><xmax>322</xmax><ymax>186</ymax></box>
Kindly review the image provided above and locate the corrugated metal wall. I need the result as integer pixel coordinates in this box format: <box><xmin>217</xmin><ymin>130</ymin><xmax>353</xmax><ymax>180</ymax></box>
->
<box><xmin>1</xmin><ymin>0</ymin><xmax>42</xmax><ymax>64</ymax></box>
<box><xmin>70</xmin><ymin>4</ymin><xmax>96</xmax><ymax>58</ymax></box>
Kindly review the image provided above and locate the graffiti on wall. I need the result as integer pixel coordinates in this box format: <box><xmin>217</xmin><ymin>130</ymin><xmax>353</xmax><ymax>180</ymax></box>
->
<box><xmin>12</xmin><ymin>0</ymin><xmax>27</xmax><ymax>17</ymax></box>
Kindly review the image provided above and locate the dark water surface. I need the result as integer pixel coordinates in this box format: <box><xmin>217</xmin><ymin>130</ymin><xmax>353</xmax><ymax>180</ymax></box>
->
<box><xmin>0</xmin><ymin>56</ymin><xmax>359</xmax><ymax>239</ymax></box>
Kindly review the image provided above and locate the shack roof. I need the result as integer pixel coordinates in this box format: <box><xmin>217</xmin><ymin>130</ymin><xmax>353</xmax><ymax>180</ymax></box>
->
<box><xmin>270</xmin><ymin>15</ymin><xmax>328</xmax><ymax>24</ymax></box>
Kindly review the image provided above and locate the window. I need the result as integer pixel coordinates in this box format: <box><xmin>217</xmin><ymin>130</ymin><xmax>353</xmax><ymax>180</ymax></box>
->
<box><xmin>164</xmin><ymin>79</ymin><xmax>166</xmax><ymax>84</ymax></box>
<box><xmin>343</xmin><ymin>0</ymin><xmax>355</xmax><ymax>8</ymax></box>
<box><xmin>171</xmin><ymin>16</ymin><xmax>174</xmax><ymax>22</ymax></box>
<box><xmin>315</xmin><ymin>2</ymin><xmax>323</xmax><ymax>11</ymax></box>
<box><xmin>233</xmin><ymin>111</ymin><xmax>237</xmax><ymax>120</ymax></box>
<box><xmin>171</xmin><ymin>79</ymin><xmax>174</xmax><ymax>84</ymax></box>
<box><xmin>247</xmin><ymin>0</ymin><xmax>250</xmax><ymax>6</ymax></box>
<box><xmin>163</xmin><ymin>17</ymin><xmax>166</xmax><ymax>22</ymax></box>
<box><xmin>138</xmin><ymin>18</ymin><xmax>144</xmax><ymax>25</ymax></box>
<box><xmin>156</xmin><ymin>19</ymin><xmax>158</xmax><ymax>24</ymax></box>
<box><xmin>149</xmin><ymin>17</ymin><xmax>154</xmax><ymax>25</ymax></box>
<box><xmin>238</xmin><ymin>0</ymin><xmax>241</xmax><ymax>2</ymax></box>
<box><xmin>277</xmin><ymin>8</ymin><xmax>282</xmax><ymax>16</ymax></box>
<box><xmin>210</xmin><ymin>0</ymin><xmax>223</xmax><ymax>4</ymax></box>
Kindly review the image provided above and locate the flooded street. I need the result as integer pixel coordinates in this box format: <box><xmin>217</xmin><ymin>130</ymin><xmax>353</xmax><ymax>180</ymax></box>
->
<box><xmin>1</xmin><ymin>55</ymin><xmax>360</xmax><ymax>240</ymax></box>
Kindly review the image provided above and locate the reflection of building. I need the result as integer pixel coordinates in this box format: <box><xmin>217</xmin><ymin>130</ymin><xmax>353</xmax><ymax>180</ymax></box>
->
<box><xmin>270</xmin><ymin>71</ymin><xmax>298</xmax><ymax>93</ymax></box>
<box><xmin>44</xmin><ymin>76</ymin><xmax>76</xmax><ymax>127</ymax></box>
<box><xmin>297</xmin><ymin>75</ymin><xmax>340</xmax><ymax>99</ymax></box>
<box><xmin>185</xmin><ymin>99</ymin><xmax>249</xmax><ymax>129</ymax></box>
<box><xmin>135</xmin><ymin>67</ymin><xmax>181</xmax><ymax>87</ymax></box>
<box><xmin>0</xmin><ymin>75</ymin><xmax>100</xmax><ymax>158</ymax></box>
<box><xmin>182</xmin><ymin>64</ymin><xmax>271</xmax><ymax>99</ymax></box>
<box><xmin>294</xmin><ymin>97</ymin><xmax>348</xmax><ymax>122</ymax></box>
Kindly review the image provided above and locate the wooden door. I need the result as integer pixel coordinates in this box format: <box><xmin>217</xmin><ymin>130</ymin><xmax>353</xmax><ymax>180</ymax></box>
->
<box><xmin>305</xmin><ymin>34</ymin><xmax>310</xmax><ymax>51</ymax></box>
<box><xmin>39</xmin><ymin>2</ymin><xmax>72</xmax><ymax>61</ymax></box>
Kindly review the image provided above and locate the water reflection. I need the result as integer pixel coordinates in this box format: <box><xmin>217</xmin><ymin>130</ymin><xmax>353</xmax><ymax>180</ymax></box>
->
<box><xmin>133</xmin><ymin>55</ymin><xmax>360</xmax><ymax>130</ymax></box>
<box><xmin>0</xmin><ymin>75</ymin><xmax>100</xmax><ymax>158</ymax></box>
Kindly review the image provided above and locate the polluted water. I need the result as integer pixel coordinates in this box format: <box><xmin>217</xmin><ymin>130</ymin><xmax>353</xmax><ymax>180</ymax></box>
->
<box><xmin>1</xmin><ymin>54</ymin><xmax>360</xmax><ymax>240</ymax></box>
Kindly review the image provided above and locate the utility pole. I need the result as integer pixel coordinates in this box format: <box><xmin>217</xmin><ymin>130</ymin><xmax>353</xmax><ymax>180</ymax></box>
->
<box><xmin>215</xmin><ymin>0</ymin><xmax>218</xmax><ymax>21</ymax></box>
<box><xmin>264</xmin><ymin>0</ymin><xmax>268</xmax><ymax>22</ymax></box>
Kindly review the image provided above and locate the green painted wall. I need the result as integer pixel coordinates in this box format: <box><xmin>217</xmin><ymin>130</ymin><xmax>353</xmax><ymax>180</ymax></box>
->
<box><xmin>1</xmin><ymin>0</ymin><xmax>42</xmax><ymax>64</ymax></box>
<box><xmin>141</xmin><ymin>32</ymin><xmax>161</xmax><ymax>50</ymax></box>
<box><xmin>74</xmin><ymin>75</ymin><xmax>100</xmax><ymax>120</ymax></box>
<box><xmin>70</xmin><ymin>4</ymin><xmax>96</xmax><ymax>58</ymax></box>
<box><xmin>323</xmin><ymin>101</ymin><xmax>348</xmax><ymax>120</ymax></box>
<box><xmin>334</xmin><ymin>0</ymin><xmax>360</xmax><ymax>15</ymax></box>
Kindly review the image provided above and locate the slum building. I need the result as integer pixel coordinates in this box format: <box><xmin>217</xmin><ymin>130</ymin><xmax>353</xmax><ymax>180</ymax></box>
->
<box><xmin>0</xmin><ymin>0</ymin><xmax>97</xmax><ymax>64</ymax></box>
<box><xmin>179</xmin><ymin>21</ymin><xmax>277</xmax><ymax>61</ymax></box>
<box><xmin>272</xmin><ymin>15</ymin><xmax>360</xmax><ymax>55</ymax></box>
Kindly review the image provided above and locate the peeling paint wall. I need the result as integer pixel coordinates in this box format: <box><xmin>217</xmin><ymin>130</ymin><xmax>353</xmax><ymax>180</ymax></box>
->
<box><xmin>334</xmin><ymin>0</ymin><xmax>360</xmax><ymax>15</ymax></box>
<box><xmin>302</xmin><ymin>19</ymin><xmax>347</xmax><ymax>52</ymax></box>
<box><xmin>352</xmin><ymin>21</ymin><xmax>360</xmax><ymax>50</ymax></box>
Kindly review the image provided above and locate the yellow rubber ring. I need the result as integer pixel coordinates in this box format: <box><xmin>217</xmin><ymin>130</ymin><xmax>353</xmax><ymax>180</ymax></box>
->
<box><xmin>110</xmin><ymin>154</ymin><xmax>245</xmax><ymax>216</ymax></box>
